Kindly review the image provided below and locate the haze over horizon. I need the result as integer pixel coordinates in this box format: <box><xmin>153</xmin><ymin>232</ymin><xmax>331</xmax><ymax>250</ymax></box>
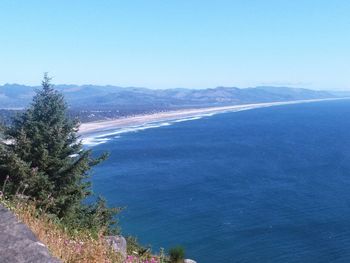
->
<box><xmin>1</xmin><ymin>82</ymin><xmax>347</xmax><ymax>93</ymax></box>
<box><xmin>1</xmin><ymin>0</ymin><xmax>349</xmax><ymax>90</ymax></box>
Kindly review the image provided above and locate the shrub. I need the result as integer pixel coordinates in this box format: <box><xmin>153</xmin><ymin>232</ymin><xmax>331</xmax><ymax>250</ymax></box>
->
<box><xmin>169</xmin><ymin>246</ymin><xmax>185</xmax><ymax>263</ymax></box>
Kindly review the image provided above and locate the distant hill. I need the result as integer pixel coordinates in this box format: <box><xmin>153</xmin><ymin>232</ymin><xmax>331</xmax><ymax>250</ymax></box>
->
<box><xmin>0</xmin><ymin>84</ymin><xmax>344</xmax><ymax>122</ymax></box>
<box><xmin>0</xmin><ymin>84</ymin><xmax>339</xmax><ymax>109</ymax></box>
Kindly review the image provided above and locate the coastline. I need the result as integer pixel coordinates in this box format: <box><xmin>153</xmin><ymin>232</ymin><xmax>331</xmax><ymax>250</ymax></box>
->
<box><xmin>78</xmin><ymin>98</ymin><xmax>345</xmax><ymax>136</ymax></box>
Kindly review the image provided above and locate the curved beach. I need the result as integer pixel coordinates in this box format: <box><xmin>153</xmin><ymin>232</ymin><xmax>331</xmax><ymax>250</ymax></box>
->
<box><xmin>78</xmin><ymin>98</ymin><xmax>342</xmax><ymax>136</ymax></box>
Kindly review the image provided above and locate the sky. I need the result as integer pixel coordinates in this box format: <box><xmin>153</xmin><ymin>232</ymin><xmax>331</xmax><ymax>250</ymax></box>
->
<box><xmin>0</xmin><ymin>0</ymin><xmax>349</xmax><ymax>90</ymax></box>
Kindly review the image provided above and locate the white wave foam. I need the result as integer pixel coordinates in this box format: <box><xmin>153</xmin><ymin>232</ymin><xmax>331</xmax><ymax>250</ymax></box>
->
<box><xmin>82</xmin><ymin>137</ymin><xmax>111</xmax><ymax>147</ymax></box>
<box><xmin>173</xmin><ymin>116</ymin><xmax>203</xmax><ymax>123</ymax></box>
<box><xmin>105</xmin><ymin>122</ymin><xmax>172</xmax><ymax>136</ymax></box>
<box><xmin>82</xmin><ymin>121</ymin><xmax>172</xmax><ymax>146</ymax></box>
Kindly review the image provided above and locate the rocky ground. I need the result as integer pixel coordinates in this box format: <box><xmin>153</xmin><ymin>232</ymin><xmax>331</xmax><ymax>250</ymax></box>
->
<box><xmin>0</xmin><ymin>204</ymin><xmax>60</xmax><ymax>263</ymax></box>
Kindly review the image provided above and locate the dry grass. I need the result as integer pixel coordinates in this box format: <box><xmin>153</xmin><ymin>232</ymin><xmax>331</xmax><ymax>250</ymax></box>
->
<box><xmin>2</xmin><ymin>199</ymin><xmax>123</xmax><ymax>263</ymax></box>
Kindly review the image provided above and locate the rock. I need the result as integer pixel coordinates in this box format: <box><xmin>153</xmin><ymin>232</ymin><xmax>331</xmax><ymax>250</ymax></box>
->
<box><xmin>105</xmin><ymin>235</ymin><xmax>127</xmax><ymax>258</ymax></box>
<box><xmin>184</xmin><ymin>259</ymin><xmax>197</xmax><ymax>263</ymax></box>
<box><xmin>0</xmin><ymin>204</ymin><xmax>61</xmax><ymax>263</ymax></box>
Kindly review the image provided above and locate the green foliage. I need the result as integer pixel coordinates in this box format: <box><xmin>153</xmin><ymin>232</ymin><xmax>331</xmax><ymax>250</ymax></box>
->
<box><xmin>0</xmin><ymin>73</ymin><xmax>118</xmax><ymax>233</ymax></box>
<box><xmin>126</xmin><ymin>236</ymin><xmax>149</xmax><ymax>255</ymax></box>
<box><xmin>62</xmin><ymin>196</ymin><xmax>122</xmax><ymax>235</ymax></box>
<box><xmin>169</xmin><ymin>246</ymin><xmax>185</xmax><ymax>263</ymax></box>
<box><xmin>125</xmin><ymin>236</ymin><xmax>157</xmax><ymax>261</ymax></box>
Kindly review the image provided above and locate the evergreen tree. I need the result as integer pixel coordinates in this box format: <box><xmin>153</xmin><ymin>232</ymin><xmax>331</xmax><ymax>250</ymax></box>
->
<box><xmin>2</xmin><ymin>74</ymin><xmax>118</xmax><ymax>232</ymax></box>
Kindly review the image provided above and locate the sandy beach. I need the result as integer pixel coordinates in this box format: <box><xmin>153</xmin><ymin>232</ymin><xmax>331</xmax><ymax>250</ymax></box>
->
<box><xmin>78</xmin><ymin>98</ymin><xmax>345</xmax><ymax>136</ymax></box>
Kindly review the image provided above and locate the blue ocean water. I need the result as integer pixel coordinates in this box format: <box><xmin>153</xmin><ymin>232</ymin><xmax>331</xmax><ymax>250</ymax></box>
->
<box><xmin>89</xmin><ymin>100</ymin><xmax>350</xmax><ymax>263</ymax></box>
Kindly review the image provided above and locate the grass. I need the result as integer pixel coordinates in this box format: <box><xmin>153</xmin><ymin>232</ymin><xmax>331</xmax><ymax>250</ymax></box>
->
<box><xmin>1</xmin><ymin>197</ymin><xmax>123</xmax><ymax>262</ymax></box>
<box><xmin>0</xmin><ymin>194</ymin><xmax>172</xmax><ymax>263</ymax></box>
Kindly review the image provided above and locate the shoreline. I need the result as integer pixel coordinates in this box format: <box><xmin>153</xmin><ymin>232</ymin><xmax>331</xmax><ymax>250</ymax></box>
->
<box><xmin>78</xmin><ymin>98</ymin><xmax>346</xmax><ymax>136</ymax></box>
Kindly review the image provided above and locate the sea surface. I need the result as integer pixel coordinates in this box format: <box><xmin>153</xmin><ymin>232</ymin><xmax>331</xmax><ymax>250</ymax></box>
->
<box><xmin>87</xmin><ymin>100</ymin><xmax>350</xmax><ymax>263</ymax></box>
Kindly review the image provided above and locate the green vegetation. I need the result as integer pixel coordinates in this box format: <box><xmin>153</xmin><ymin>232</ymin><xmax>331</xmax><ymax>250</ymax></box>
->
<box><xmin>0</xmin><ymin>74</ymin><xmax>187</xmax><ymax>263</ymax></box>
<box><xmin>0</xmin><ymin>73</ymin><xmax>119</xmax><ymax>234</ymax></box>
<box><xmin>169</xmin><ymin>246</ymin><xmax>185</xmax><ymax>263</ymax></box>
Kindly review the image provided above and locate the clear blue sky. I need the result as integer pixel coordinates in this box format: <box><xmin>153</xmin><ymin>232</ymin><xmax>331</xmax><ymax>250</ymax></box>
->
<box><xmin>0</xmin><ymin>0</ymin><xmax>349</xmax><ymax>90</ymax></box>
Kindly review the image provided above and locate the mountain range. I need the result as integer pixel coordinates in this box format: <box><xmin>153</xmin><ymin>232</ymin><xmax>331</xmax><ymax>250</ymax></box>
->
<box><xmin>0</xmin><ymin>84</ymin><xmax>345</xmax><ymax>109</ymax></box>
<box><xmin>1</xmin><ymin>84</ymin><xmax>348</xmax><ymax>122</ymax></box>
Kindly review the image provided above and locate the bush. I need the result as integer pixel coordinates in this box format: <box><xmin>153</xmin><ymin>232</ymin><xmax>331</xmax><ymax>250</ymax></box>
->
<box><xmin>169</xmin><ymin>246</ymin><xmax>185</xmax><ymax>263</ymax></box>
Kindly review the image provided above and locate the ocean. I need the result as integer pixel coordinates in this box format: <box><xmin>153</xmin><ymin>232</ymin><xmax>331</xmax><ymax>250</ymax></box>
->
<box><xmin>87</xmin><ymin>99</ymin><xmax>350</xmax><ymax>263</ymax></box>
